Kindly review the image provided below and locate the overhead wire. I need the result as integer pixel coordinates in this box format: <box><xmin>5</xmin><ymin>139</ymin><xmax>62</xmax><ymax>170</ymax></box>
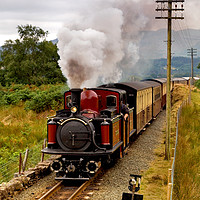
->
<box><xmin>153</xmin><ymin>0</ymin><xmax>198</xmax><ymax>58</ymax></box>
<box><xmin>170</xmin><ymin>0</ymin><xmax>197</xmax><ymax>54</ymax></box>
<box><xmin>172</xmin><ymin>20</ymin><xmax>188</xmax><ymax>50</ymax></box>
<box><xmin>154</xmin><ymin>1</ymin><xmax>169</xmax><ymax>58</ymax></box>
<box><xmin>178</xmin><ymin>18</ymin><xmax>193</xmax><ymax>48</ymax></box>
<box><xmin>181</xmin><ymin>1</ymin><xmax>200</xmax><ymax>50</ymax></box>
<box><xmin>176</xmin><ymin>20</ymin><xmax>191</xmax><ymax>49</ymax></box>
<box><xmin>183</xmin><ymin>19</ymin><xmax>193</xmax><ymax>47</ymax></box>
<box><xmin>183</xmin><ymin>1</ymin><xmax>199</xmax><ymax>48</ymax></box>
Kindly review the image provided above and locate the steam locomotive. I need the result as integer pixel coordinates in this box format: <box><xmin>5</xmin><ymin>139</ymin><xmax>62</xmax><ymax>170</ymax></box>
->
<box><xmin>42</xmin><ymin>78</ymin><xmax>189</xmax><ymax>181</ymax></box>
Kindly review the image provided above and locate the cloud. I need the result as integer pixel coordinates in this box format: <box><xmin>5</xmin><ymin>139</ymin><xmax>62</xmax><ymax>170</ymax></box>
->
<box><xmin>0</xmin><ymin>0</ymin><xmax>86</xmax><ymax>45</ymax></box>
<box><xmin>0</xmin><ymin>0</ymin><xmax>199</xmax><ymax>45</ymax></box>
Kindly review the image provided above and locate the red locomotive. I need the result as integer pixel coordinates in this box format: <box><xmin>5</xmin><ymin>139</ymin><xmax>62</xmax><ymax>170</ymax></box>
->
<box><xmin>42</xmin><ymin>79</ymin><xmax>168</xmax><ymax>180</ymax></box>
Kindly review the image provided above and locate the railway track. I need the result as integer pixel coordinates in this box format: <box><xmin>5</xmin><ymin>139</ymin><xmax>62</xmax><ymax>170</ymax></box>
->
<box><xmin>38</xmin><ymin>169</ymin><xmax>102</xmax><ymax>200</ymax></box>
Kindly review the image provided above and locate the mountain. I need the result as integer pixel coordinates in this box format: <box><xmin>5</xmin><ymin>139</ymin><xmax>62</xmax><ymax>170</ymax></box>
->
<box><xmin>139</xmin><ymin>29</ymin><xmax>200</xmax><ymax>59</ymax></box>
<box><xmin>123</xmin><ymin>29</ymin><xmax>200</xmax><ymax>79</ymax></box>
<box><xmin>121</xmin><ymin>56</ymin><xmax>200</xmax><ymax>81</ymax></box>
<box><xmin>51</xmin><ymin>38</ymin><xmax>58</xmax><ymax>44</ymax></box>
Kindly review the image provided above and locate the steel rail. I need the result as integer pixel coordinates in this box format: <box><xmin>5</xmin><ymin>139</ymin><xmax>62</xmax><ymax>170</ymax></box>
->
<box><xmin>38</xmin><ymin>167</ymin><xmax>102</xmax><ymax>200</ymax></box>
<box><xmin>38</xmin><ymin>181</ymin><xmax>63</xmax><ymax>200</ymax></box>
<box><xmin>68</xmin><ymin>180</ymin><xmax>90</xmax><ymax>200</ymax></box>
<box><xmin>68</xmin><ymin>167</ymin><xmax>102</xmax><ymax>200</ymax></box>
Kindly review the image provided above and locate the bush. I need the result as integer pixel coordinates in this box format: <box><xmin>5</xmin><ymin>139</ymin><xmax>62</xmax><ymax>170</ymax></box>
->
<box><xmin>25</xmin><ymin>85</ymin><xmax>69</xmax><ymax>112</ymax></box>
<box><xmin>194</xmin><ymin>79</ymin><xmax>200</xmax><ymax>89</ymax></box>
<box><xmin>0</xmin><ymin>84</ymin><xmax>69</xmax><ymax>112</ymax></box>
<box><xmin>2</xmin><ymin>88</ymin><xmax>34</xmax><ymax>105</ymax></box>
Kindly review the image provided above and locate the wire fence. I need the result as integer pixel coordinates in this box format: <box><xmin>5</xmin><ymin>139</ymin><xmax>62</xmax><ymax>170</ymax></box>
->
<box><xmin>0</xmin><ymin>156</ymin><xmax>19</xmax><ymax>183</ymax></box>
<box><xmin>168</xmin><ymin>91</ymin><xmax>191</xmax><ymax>200</ymax></box>
<box><xmin>0</xmin><ymin>140</ymin><xmax>49</xmax><ymax>184</ymax></box>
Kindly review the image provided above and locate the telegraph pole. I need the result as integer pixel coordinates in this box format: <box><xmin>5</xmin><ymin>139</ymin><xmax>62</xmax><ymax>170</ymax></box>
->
<box><xmin>156</xmin><ymin>0</ymin><xmax>184</xmax><ymax>160</ymax></box>
<box><xmin>187</xmin><ymin>48</ymin><xmax>197</xmax><ymax>85</ymax></box>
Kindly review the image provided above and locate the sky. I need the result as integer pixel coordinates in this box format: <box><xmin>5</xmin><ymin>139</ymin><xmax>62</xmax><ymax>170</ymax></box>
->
<box><xmin>0</xmin><ymin>0</ymin><xmax>200</xmax><ymax>46</ymax></box>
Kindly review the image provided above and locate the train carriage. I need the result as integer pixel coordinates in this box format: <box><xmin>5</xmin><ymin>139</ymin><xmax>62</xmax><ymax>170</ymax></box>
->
<box><xmin>172</xmin><ymin>77</ymin><xmax>188</xmax><ymax>86</ymax></box>
<box><xmin>143</xmin><ymin>78</ymin><xmax>167</xmax><ymax>109</ymax></box>
<box><xmin>109</xmin><ymin>82</ymin><xmax>153</xmax><ymax>134</ymax></box>
<box><xmin>154</xmin><ymin>78</ymin><xmax>167</xmax><ymax>109</ymax></box>
<box><xmin>142</xmin><ymin>80</ymin><xmax>162</xmax><ymax>118</ymax></box>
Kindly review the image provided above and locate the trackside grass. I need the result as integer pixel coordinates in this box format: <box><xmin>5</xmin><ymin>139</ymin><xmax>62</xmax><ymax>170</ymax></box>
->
<box><xmin>173</xmin><ymin>90</ymin><xmax>200</xmax><ymax>200</ymax></box>
<box><xmin>140</xmin><ymin>85</ymin><xmax>190</xmax><ymax>199</ymax></box>
<box><xmin>0</xmin><ymin>84</ymin><xmax>68</xmax><ymax>183</ymax></box>
<box><xmin>0</xmin><ymin>106</ymin><xmax>54</xmax><ymax>183</ymax></box>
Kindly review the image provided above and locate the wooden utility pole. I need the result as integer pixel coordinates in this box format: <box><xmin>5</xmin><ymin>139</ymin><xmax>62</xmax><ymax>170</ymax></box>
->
<box><xmin>187</xmin><ymin>48</ymin><xmax>197</xmax><ymax>85</ymax></box>
<box><xmin>156</xmin><ymin>0</ymin><xmax>184</xmax><ymax>160</ymax></box>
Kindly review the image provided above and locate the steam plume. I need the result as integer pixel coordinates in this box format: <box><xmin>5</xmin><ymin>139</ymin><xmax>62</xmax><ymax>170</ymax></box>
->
<box><xmin>57</xmin><ymin>0</ymin><xmax>149</xmax><ymax>88</ymax></box>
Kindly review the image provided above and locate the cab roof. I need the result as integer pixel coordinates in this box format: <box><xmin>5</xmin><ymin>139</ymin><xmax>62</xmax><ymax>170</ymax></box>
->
<box><xmin>92</xmin><ymin>87</ymin><xmax>126</xmax><ymax>95</ymax></box>
<box><xmin>143</xmin><ymin>78</ymin><xmax>167</xmax><ymax>84</ymax></box>
<box><xmin>142</xmin><ymin>80</ymin><xmax>161</xmax><ymax>87</ymax></box>
<box><xmin>115</xmin><ymin>82</ymin><xmax>152</xmax><ymax>91</ymax></box>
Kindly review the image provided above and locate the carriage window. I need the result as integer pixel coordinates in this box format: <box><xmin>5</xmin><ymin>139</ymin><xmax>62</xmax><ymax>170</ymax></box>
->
<box><xmin>155</xmin><ymin>88</ymin><xmax>161</xmax><ymax>101</ymax></box>
<box><xmin>155</xmin><ymin>93</ymin><xmax>160</xmax><ymax>101</ymax></box>
<box><xmin>66</xmin><ymin>95</ymin><xmax>71</xmax><ymax>107</ymax></box>
<box><xmin>106</xmin><ymin>95</ymin><xmax>117</xmax><ymax>107</ymax></box>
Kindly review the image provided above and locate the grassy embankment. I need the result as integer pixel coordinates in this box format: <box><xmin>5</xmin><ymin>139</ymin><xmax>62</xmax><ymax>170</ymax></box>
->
<box><xmin>0</xmin><ymin>84</ymin><xmax>68</xmax><ymax>183</ymax></box>
<box><xmin>173</xmin><ymin>89</ymin><xmax>200</xmax><ymax>199</ymax></box>
<box><xmin>140</xmin><ymin>84</ymin><xmax>191</xmax><ymax>200</ymax></box>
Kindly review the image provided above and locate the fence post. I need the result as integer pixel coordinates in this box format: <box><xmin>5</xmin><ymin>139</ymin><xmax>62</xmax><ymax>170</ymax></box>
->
<box><xmin>170</xmin><ymin>157</ymin><xmax>174</xmax><ymax>168</ymax></box>
<box><xmin>22</xmin><ymin>149</ymin><xmax>29</xmax><ymax>172</ymax></box>
<box><xmin>41</xmin><ymin>139</ymin><xmax>46</xmax><ymax>162</ymax></box>
<box><xmin>167</xmin><ymin>183</ymin><xmax>172</xmax><ymax>200</ymax></box>
<box><xmin>167</xmin><ymin>167</ymin><xmax>172</xmax><ymax>200</ymax></box>
<box><xmin>168</xmin><ymin>169</ymin><xmax>172</xmax><ymax>185</ymax></box>
<box><xmin>19</xmin><ymin>153</ymin><xmax>22</xmax><ymax>175</ymax></box>
<box><xmin>171</xmin><ymin>148</ymin><xmax>175</xmax><ymax>157</ymax></box>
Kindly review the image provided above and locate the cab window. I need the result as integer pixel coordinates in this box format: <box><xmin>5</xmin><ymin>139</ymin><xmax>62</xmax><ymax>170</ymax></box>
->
<box><xmin>106</xmin><ymin>95</ymin><xmax>117</xmax><ymax>107</ymax></box>
<box><xmin>66</xmin><ymin>95</ymin><xmax>71</xmax><ymax>107</ymax></box>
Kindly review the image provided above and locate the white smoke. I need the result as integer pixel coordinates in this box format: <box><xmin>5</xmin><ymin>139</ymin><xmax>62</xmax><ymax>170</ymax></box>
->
<box><xmin>57</xmin><ymin>0</ymin><xmax>149</xmax><ymax>88</ymax></box>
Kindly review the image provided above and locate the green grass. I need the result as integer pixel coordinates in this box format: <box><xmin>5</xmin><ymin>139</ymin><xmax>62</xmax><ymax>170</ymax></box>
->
<box><xmin>140</xmin><ymin>85</ymin><xmax>190</xmax><ymax>200</ymax></box>
<box><xmin>0</xmin><ymin>105</ymin><xmax>52</xmax><ymax>183</ymax></box>
<box><xmin>173</xmin><ymin>91</ymin><xmax>200</xmax><ymax>200</ymax></box>
<box><xmin>0</xmin><ymin>83</ymin><xmax>69</xmax><ymax>183</ymax></box>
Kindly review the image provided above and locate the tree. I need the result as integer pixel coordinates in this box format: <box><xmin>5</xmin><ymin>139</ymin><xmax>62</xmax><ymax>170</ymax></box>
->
<box><xmin>0</xmin><ymin>24</ymin><xmax>66</xmax><ymax>86</ymax></box>
<box><xmin>197</xmin><ymin>63</ymin><xmax>200</xmax><ymax>69</ymax></box>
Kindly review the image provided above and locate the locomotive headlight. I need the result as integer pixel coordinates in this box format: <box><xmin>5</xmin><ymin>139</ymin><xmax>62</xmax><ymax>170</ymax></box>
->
<box><xmin>71</xmin><ymin>106</ymin><xmax>77</xmax><ymax>113</ymax></box>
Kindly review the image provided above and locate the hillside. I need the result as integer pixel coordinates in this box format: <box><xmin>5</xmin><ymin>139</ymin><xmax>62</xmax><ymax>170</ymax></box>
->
<box><xmin>121</xmin><ymin>56</ymin><xmax>200</xmax><ymax>81</ymax></box>
<box><xmin>147</xmin><ymin>56</ymin><xmax>200</xmax><ymax>78</ymax></box>
<box><xmin>139</xmin><ymin>29</ymin><xmax>200</xmax><ymax>59</ymax></box>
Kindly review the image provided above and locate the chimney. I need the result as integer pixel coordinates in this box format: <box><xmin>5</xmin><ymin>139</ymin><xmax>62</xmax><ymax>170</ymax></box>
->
<box><xmin>70</xmin><ymin>88</ymin><xmax>83</xmax><ymax>114</ymax></box>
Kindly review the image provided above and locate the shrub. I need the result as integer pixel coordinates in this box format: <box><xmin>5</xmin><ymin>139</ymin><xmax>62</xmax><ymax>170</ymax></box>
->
<box><xmin>24</xmin><ymin>85</ymin><xmax>69</xmax><ymax>112</ymax></box>
<box><xmin>194</xmin><ymin>79</ymin><xmax>200</xmax><ymax>89</ymax></box>
<box><xmin>0</xmin><ymin>84</ymin><xmax>69</xmax><ymax>112</ymax></box>
<box><xmin>2</xmin><ymin>88</ymin><xmax>34</xmax><ymax>105</ymax></box>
